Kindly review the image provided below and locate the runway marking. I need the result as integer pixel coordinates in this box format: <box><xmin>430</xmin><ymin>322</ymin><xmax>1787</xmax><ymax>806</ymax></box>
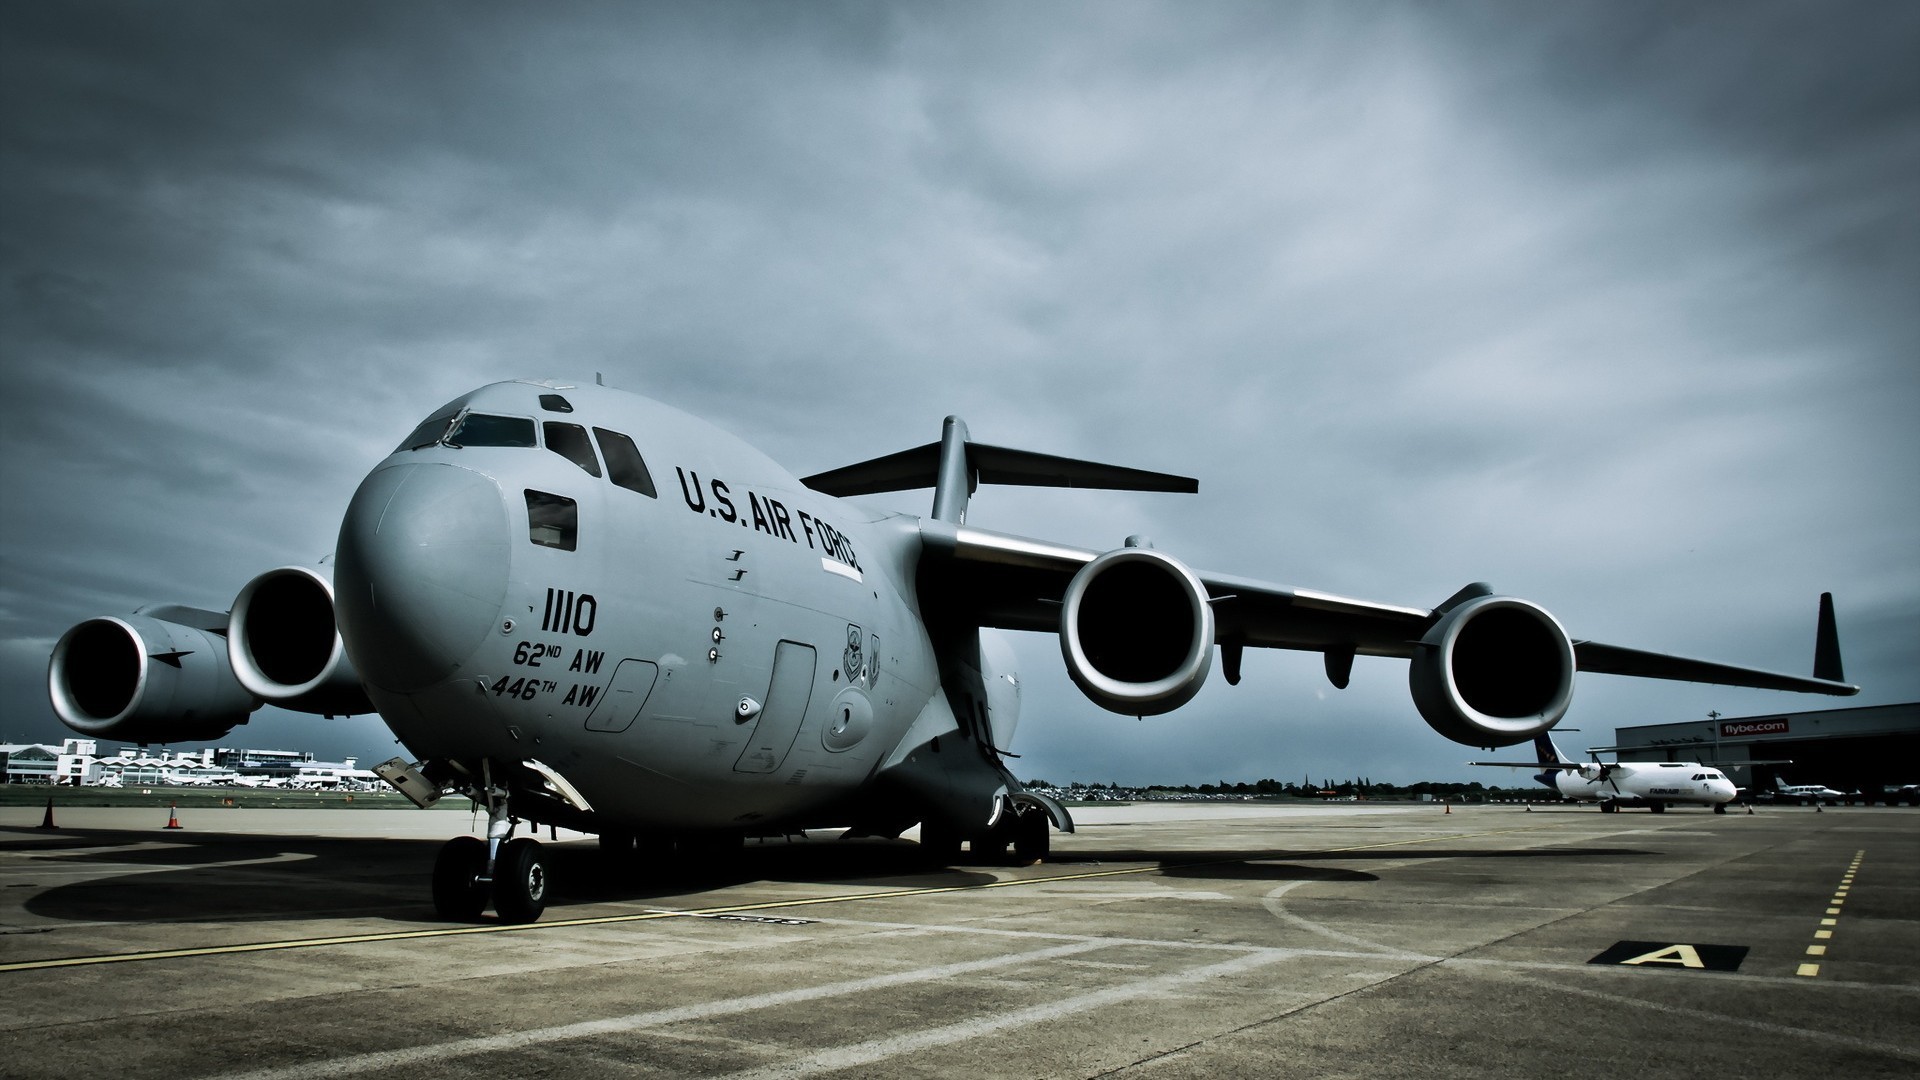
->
<box><xmin>1260</xmin><ymin>879</ymin><xmax>1432</xmax><ymax>959</ymax></box>
<box><xmin>0</xmin><ymin>821</ymin><xmax>1568</xmax><ymax>974</ymax></box>
<box><xmin>1488</xmin><ymin>967</ymin><xmax>1920</xmax><ymax>1063</ymax></box>
<box><xmin>200</xmin><ymin>939</ymin><xmax>1116</xmax><ymax>1080</ymax></box>
<box><xmin>1799</xmin><ymin>849</ymin><xmax>1864</xmax><ymax>977</ymax></box>
<box><xmin>707</xmin><ymin>950</ymin><xmax>1292</xmax><ymax>1080</ymax></box>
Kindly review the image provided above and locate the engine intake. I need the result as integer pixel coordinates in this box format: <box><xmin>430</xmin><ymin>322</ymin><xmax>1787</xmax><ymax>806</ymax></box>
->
<box><xmin>1409</xmin><ymin>595</ymin><xmax>1574</xmax><ymax>747</ymax></box>
<box><xmin>1060</xmin><ymin>547</ymin><xmax>1214</xmax><ymax>715</ymax></box>
<box><xmin>229</xmin><ymin>565</ymin><xmax>370</xmax><ymax>716</ymax></box>
<box><xmin>48</xmin><ymin>613</ymin><xmax>257</xmax><ymax>743</ymax></box>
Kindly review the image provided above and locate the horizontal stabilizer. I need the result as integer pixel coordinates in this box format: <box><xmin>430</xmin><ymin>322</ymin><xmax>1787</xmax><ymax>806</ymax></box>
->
<box><xmin>803</xmin><ymin>416</ymin><xmax>1195</xmax><ymax>523</ymax></box>
<box><xmin>804</xmin><ymin>441</ymin><xmax>1196</xmax><ymax>497</ymax></box>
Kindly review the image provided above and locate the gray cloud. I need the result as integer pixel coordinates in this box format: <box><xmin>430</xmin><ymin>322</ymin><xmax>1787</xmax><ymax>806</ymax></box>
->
<box><xmin>3</xmin><ymin>1</ymin><xmax>1914</xmax><ymax>785</ymax></box>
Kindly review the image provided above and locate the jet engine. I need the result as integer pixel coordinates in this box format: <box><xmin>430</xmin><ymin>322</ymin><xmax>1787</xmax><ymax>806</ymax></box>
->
<box><xmin>1409</xmin><ymin>595</ymin><xmax>1575</xmax><ymax>747</ymax></box>
<box><xmin>1060</xmin><ymin>546</ymin><xmax>1215</xmax><ymax>715</ymax></box>
<box><xmin>48</xmin><ymin>609</ymin><xmax>257</xmax><ymax>743</ymax></box>
<box><xmin>228</xmin><ymin>564</ymin><xmax>370</xmax><ymax>716</ymax></box>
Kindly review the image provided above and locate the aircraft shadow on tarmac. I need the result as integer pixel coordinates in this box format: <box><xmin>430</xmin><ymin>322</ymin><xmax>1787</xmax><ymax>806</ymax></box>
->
<box><xmin>1064</xmin><ymin>846</ymin><xmax>1650</xmax><ymax>883</ymax></box>
<box><xmin>10</xmin><ymin>828</ymin><xmax>1651</xmax><ymax>926</ymax></box>
<box><xmin>10</xmin><ymin>829</ymin><xmax>1001</xmax><ymax>926</ymax></box>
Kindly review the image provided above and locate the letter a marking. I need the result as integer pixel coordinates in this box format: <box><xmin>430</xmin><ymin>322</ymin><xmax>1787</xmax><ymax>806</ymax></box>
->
<box><xmin>1619</xmin><ymin>944</ymin><xmax>1706</xmax><ymax>968</ymax></box>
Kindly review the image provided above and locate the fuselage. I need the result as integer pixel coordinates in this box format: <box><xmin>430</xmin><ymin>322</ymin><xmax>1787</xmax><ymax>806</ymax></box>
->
<box><xmin>332</xmin><ymin>379</ymin><xmax>1009</xmax><ymax>833</ymax></box>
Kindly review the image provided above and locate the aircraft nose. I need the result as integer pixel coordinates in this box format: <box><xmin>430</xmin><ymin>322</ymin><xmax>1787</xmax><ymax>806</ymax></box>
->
<box><xmin>335</xmin><ymin>462</ymin><xmax>510</xmax><ymax>694</ymax></box>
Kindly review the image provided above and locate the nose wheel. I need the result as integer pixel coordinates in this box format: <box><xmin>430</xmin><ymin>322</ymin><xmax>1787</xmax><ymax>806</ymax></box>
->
<box><xmin>431</xmin><ymin>833</ymin><xmax>550</xmax><ymax>923</ymax></box>
<box><xmin>492</xmin><ymin>837</ymin><xmax>549</xmax><ymax>923</ymax></box>
<box><xmin>431</xmin><ymin>836</ymin><xmax>489</xmax><ymax>921</ymax></box>
<box><xmin>431</xmin><ymin>769</ymin><xmax>550</xmax><ymax>923</ymax></box>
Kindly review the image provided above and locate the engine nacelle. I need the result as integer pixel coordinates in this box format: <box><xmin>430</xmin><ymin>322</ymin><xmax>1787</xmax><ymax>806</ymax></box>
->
<box><xmin>229</xmin><ymin>564</ymin><xmax>371</xmax><ymax>716</ymax></box>
<box><xmin>48</xmin><ymin>612</ymin><xmax>258</xmax><ymax>743</ymax></box>
<box><xmin>1409</xmin><ymin>595</ymin><xmax>1575</xmax><ymax>747</ymax></box>
<box><xmin>1060</xmin><ymin>547</ymin><xmax>1214</xmax><ymax>715</ymax></box>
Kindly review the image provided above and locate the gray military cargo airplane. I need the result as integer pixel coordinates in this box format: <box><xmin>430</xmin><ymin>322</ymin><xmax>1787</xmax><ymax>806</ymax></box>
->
<box><xmin>46</xmin><ymin>379</ymin><xmax>1858</xmax><ymax>923</ymax></box>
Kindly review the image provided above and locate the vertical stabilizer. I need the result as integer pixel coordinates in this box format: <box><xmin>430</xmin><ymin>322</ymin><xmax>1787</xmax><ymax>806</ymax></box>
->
<box><xmin>1532</xmin><ymin>732</ymin><xmax>1570</xmax><ymax>790</ymax></box>
<box><xmin>931</xmin><ymin>416</ymin><xmax>974</xmax><ymax>524</ymax></box>
<box><xmin>1814</xmin><ymin>593</ymin><xmax>1844</xmax><ymax>683</ymax></box>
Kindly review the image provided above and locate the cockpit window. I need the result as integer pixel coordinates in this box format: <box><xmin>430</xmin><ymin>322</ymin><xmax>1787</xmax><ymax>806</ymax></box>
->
<box><xmin>543</xmin><ymin>422</ymin><xmax>602</xmax><ymax>477</ymax></box>
<box><xmin>524</xmin><ymin>490</ymin><xmax>577</xmax><ymax>551</ymax></box>
<box><xmin>396</xmin><ymin>405</ymin><xmax>461</xmax><ymax>452</ymax></box>
<box><xmin>539</xmin><ymin>394</ymin><xmax>574</xmax><ymax>413</ymax></box>
<box><xmin>594</xmin><ymin>428</ymin><xmax>657</xmax><ymax>498</ymax></box>
<box><xmin>446</xmin><ymin>413</ymin><xmax>537</xmax><ymax>448</ymax></box>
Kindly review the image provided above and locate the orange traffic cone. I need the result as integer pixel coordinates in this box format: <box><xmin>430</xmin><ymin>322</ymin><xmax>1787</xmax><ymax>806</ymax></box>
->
<box><xmin>163</xmin><ymin>803</ymin><xmax>183</xmax><ymax>830</ymax></box>
<box><xmin>38</xmin><ymin>796</ymin><xmax>57</xmax><ymax>830</ymax></box>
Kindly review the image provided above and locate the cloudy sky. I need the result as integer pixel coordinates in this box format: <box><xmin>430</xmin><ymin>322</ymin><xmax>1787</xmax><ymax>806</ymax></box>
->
<box><xmin>3</xmin><ymin>1</ymin><xmax>1915</xmax><ymax>787</ymax></box>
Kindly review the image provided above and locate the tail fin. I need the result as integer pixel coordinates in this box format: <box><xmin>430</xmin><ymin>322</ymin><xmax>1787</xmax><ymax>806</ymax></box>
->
<box><xmin>1814</xmin><ymin>593</ymin><xmax>1845</xmax><ymax>683</ymax></box>
<box><xmin>801</xmin><ymin>417</ymin><xmax>1197</xmax><ymax>524</ymax></box>
<box><xmin>1531</xmin><ymin>732</ymin><xmax>1571</xmax><ymax>790</ymax></box>
<box><xmin>1532</xmin><ymin>732</ymin><xmax>1572</xmax><ymax>766</ymax></box>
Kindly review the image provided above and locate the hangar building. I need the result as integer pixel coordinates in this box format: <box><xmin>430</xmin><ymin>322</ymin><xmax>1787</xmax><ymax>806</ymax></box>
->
<box><xmin>1610</xmin><ymin>702</ymin><xmax>1920</xmax><ymax>802</ymax></box>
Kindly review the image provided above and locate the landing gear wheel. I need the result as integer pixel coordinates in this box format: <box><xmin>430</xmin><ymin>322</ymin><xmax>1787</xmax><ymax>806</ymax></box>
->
<box><xmin>969</xmin><ymin>830</ymin><xmax>1010</xmax><ymax>865</ymax></box>
<box><xmin>679</xmin><ymin>833</ymin><xmax>744</xmax><ymax>879</ymax></box>
<box><xmin>1649</xmin><ymin>802</ymin><xmax>1666</xmax><ymax>814</ymax></box>
<box><xmin>1713</xmin><ymin>803</ymin><xmax>1727</xmax><ymax>815</ymax></box>
<box><xmin>1013</xmin><ymin>810</ymin><xmax>1050</xmax><ymax>865</ymax></box>
<box><xmin>918</xmin><ymin>819</ymin><xmax>961</xmax><ymax>867</ymax></box>
<box><xmin>493</xmin><ymin>837</ymin><xmax>548</xmax><ymax>924</ymax></box>
<box><xmin>432</xmin><ymin>836</ymin><xmax>489</xmax><ymax>922</ymax></box>
<box><xmin>1599</xmin><ymin>801</ymin><xmax>1618</xmax><ymax>814</ymax></box>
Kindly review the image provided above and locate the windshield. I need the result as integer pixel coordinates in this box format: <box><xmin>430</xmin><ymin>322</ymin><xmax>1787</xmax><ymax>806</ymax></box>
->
<box><xmin>444</xmin><ymin>412</ymin><xmax>537</xmax><ymax>449</ymax></box>
<box><xmin>396</xmin><ymin>405</ymin><xmax>461</xmax><ymax>452</ymax></box>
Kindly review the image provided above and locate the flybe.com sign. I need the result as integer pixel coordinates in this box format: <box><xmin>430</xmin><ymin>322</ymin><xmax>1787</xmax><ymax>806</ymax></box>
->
<box><xmin>1722</xmin><ymin>719</ymin><xmax>1790</xmax><ymax>737</ymax></box>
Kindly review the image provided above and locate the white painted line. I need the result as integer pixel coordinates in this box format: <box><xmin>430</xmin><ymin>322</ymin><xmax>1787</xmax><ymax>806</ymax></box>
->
<box><xmin>709</xmin><ymin>949</ymin><xmax>1293</xmax><ymax>1080</ymax></box>
<box><xmin>204</xmin><ymin>940</ymin><xmax>1111</xmax><ymax>1080</ymax></box>
<box><xmin>1488</xmin><ymin>970</ymin><xmax>1920</xmax><ymax>1062</ymax></box>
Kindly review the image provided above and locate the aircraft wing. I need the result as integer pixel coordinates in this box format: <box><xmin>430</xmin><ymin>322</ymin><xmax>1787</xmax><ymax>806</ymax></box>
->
<box><xmin>1570</xmin><ymin>641</ymin><xmax>1850</xmax><ymax>695</ymax></box>
<box><xmin>917</xmin><ymin>518</ymin><xmax>1859</xmax><ymax>696</ymax></box>
<box><xmin>919</xmin><ymin>519</ymin><xmax>1428</xmax><ymax>653</ymax></box>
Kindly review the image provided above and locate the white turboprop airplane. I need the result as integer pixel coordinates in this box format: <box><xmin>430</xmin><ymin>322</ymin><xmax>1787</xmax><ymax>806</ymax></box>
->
<box><xmin>1470</xmin><ymin>734</ymin><xmax>1742</xmax><ymax>813</ymax></box>
<box><xmin>46</xmin><ymin>379</ymin><xmax>1857</xmax><ymax>922</ymax></box>
<box><xmin>1773</xmin><ymin>779</ymin><xmax>1849</xmax><ymax>804</ymax></box>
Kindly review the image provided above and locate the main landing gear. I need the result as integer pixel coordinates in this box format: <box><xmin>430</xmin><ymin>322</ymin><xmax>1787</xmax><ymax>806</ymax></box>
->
<box><xmin>432</xmin><ymin>775</ymin><xmax>549</xmax><ymax>924</ymax></box>
<box><xmin>918</xmin><ymin>805</ymin><xmax>1052</xmax><ymax>867</ymax></box>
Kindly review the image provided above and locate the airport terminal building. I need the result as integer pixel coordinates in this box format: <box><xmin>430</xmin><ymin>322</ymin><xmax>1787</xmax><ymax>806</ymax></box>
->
<box><xmin>1611</xmin><ymin>702</ymin><xmax>1920</xmax><ymax>801</ymax></box>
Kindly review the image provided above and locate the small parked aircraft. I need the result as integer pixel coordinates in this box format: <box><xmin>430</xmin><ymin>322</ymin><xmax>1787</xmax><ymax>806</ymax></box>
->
<box><xmin>1773</xmin><ymin>778</ymin><xmax>1849</xmax><ymax>805</ymax></box>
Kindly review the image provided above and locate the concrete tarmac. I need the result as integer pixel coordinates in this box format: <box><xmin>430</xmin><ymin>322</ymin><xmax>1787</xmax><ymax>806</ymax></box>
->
<box><xmin>2</xmin><ymin>801</ymin><xmax>1916</xmax><ymax>1078</ymax></box>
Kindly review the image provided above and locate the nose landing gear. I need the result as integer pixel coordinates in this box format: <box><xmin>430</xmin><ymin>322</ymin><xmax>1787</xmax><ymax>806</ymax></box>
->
<box><xmin>431</xmin><ymin>768</ymin><xmax>549</xmax><ymax>924</ymax></box>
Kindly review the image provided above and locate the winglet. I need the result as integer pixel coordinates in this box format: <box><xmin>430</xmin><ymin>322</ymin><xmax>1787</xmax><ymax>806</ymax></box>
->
<box><xmin>1814</xmin><ymin>592</ymin><xmax>1844</xmax><ymax>683</ymax></box>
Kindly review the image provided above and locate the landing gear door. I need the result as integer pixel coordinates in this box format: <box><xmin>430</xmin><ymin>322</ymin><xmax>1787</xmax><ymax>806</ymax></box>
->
<box><xmin>733</xmin><ymin>641</ymin><xmax>817</xmax><ymax>774</ymax></box>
